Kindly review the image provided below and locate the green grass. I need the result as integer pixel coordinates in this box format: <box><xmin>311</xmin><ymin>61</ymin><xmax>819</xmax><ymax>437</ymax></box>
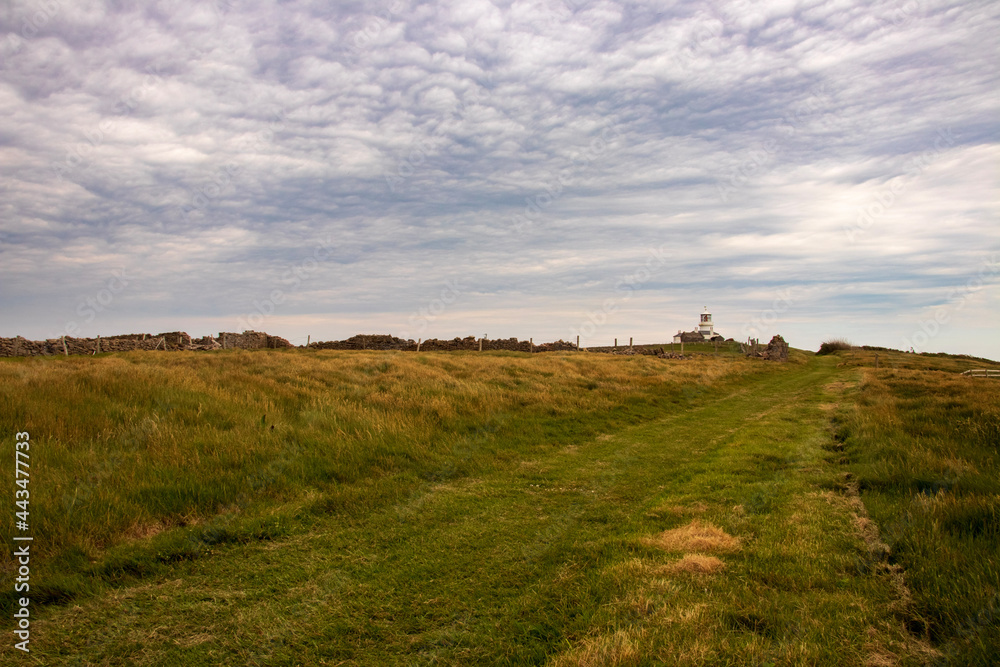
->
<box><xmin>0</xmin><ymin>346</ymin><xmax>995</xmax><ymax>664</ymax></box>
<box><xmin>831</xmin><ymin>348</ymin><xmax>1000</xmax><ymax>664</ymax></box>
<box><xmin>586</xmin><ymin>341</ymin><xmax>744</xmax><ymax>356</ymax></box>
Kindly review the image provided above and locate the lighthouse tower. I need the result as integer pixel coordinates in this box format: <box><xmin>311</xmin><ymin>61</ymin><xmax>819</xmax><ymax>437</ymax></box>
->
<box><xmin>698</xmin><ymin>306</ymin><xmax>714</xmax><ymax>339</ymax></box>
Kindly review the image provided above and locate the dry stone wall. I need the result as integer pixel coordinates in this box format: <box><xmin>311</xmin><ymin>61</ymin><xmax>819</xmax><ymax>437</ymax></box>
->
<box><xmin>1</xmin><ymin>331</ymin><xmax>645</xmax><ymax>358</ymax></box>
<box><xmin>0</xmin><ymin>330</ymin><xmax>292</xmax><ymax>357</ymax></box>
<box><xmin>309</xmin><ymin>335</ymin><xmax>412</xmax><ymax>351</ymax></box>
<box><xmin>308</xmin><ymin>335</ymin><xmax>579</xmax><ymax>353</ymax></box>
<box><xmin>217</xmin><ymin>331</ymin><xmax>293</xmax><ymax>350</ymax></box>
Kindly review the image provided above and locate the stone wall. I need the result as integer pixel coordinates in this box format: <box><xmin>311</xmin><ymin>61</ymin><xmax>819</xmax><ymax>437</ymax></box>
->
<box><xmin>0</xmin><ymin>334</ymin><xmax>171</xmax><ymax>357</ymax></box>
<box><xmin>0</xmin><ymin>330</ymin><xmax>291</xmax><ymax>357</ymax></box>
<box><xmin>308</xmin><ymin>335</ymin><xmax>579</xmax><ymax>353</ymax></box>
<box><xmin>309</xmin><ymin>334</ymin><xmax>412</xmax><ymax>351</ymax></box>
<box><xmin>1</xmin><ymin>331</ymin><xmax>594</xmax><ymax>358</ymax></box>
<box><xmin>217</xmin><ymin>331</ymin><xmax>293</xmax><ymax>350</ymax></box>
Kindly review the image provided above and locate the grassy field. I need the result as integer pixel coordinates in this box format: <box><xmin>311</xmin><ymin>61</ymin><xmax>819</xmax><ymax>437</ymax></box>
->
<box><xmin>0</xmin><ymin>346</ymin><xmax>997</xmax><ymax>664</ymax></box>
<box><xmin>833</xmin><ymin>349</ymin><xmax>1000</xmax><ymax>663</ymax></box>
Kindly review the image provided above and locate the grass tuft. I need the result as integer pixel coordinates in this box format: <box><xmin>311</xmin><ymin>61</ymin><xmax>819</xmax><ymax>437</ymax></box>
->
<box><xmin>817</xmin><ymin>338</ymin><xmax>853</xmax><ymax>355</ymax></box>
<box><xmin>644</xmin><ymin>519</ymin><xmax>741</xmax><ymax>553</ymax></box>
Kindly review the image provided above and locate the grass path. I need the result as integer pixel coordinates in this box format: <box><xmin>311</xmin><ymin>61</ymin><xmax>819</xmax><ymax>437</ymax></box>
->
<box><xmin>11</xmin><ymin>355</ymin><xmax>930</xmax><ymax>665</ymax></box>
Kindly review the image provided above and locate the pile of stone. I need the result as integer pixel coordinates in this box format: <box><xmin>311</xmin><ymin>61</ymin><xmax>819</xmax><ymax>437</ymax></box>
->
<box><xmin>742</xmin><ymin>335</ymin><xmax>789</xmax><ymax>362</ymax></box>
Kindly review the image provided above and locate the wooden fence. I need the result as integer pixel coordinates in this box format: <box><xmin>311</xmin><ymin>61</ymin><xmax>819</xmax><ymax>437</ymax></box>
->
<box><xmin>961</xmin><ymin>369</ymin><xmax>1000</xmax><ymax>378</ymax></box>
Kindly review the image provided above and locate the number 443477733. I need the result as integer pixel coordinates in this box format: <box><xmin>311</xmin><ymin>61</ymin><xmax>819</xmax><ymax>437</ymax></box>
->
<box><xmin>15</xmin><ymin>432</ymin><xmax>30</xmax><ymax>530</ymax></box>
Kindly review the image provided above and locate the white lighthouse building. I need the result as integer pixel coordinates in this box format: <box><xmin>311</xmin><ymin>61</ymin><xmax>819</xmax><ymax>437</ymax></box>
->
<box><xmin>698</xmin><ymin>306</ymin><xmax>714</xmax><ymax>339</ymax></box>
<box><xmin>673</xmin><ymin>306</ymin><xmax>721</xmax><ymax>343</ymax></box>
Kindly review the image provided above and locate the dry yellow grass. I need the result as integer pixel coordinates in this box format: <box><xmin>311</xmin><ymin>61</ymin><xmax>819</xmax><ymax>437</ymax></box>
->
<box><xmin>659</xmin><ymin>553</ymin><xmax>725</xmax><ymax>575</ymax></box>
<box><xmin>644</xmin><ymin>519</ymin><xmax>740</xmax><ymax>553</ymax></box>
<box><xmin>548</xmin><ymin>628</ymin><xmax>644</xmax><ymax>667</ymax></box>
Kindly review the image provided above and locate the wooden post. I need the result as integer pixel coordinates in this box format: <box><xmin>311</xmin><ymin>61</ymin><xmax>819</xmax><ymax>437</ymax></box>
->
<box><xmin>629</xmin><ymin>337</ymin><xmax>633</xmax><ymax>352</ymax></box>
<box><xmin>96</xmin><ymin>335</ymin><xmax>100</xmax><ymax>354</ymax></box>
<box><xmin>307</xmin><ymin>335</ymin><xmax>310</xmax><ymax>347</ymax></box>
<box><xmin>576</xmin><ymin>335</ymin><xmax>580</xmax><ymax>351</ymax></box>
<box><xmin>614</xmin><ymin>338</ymin><xmax>617</xmax><ymax>349</ymax></box>
<box><xmin>529</xmin><ymin>337</ymin><xmax>533</xmax><ymax>352</ymax></box>
<box><xmin>479</xmin><ymin>337</ymin><xmax>483</xmax><ymax>352</ymax></box>
<box><xmin>62</xmin><ymin>336</ymin><xmax>68</xmax><ymax>356</ymax></box>
<box><xmin>417</xmin><ymin>338</ymin><xmax>422</xmax><ymax>352</ymax></box>
<box><xmin>681</xmin><ymin>340</ymin><xmax>684</xmax><ymax>355</ymax></box>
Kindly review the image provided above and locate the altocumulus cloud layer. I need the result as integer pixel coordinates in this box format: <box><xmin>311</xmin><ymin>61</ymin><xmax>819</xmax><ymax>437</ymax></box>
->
<box><xmin>1</xmin><ymin>0</ymin><xmax>997</xmax><ymax>356</ymax></box>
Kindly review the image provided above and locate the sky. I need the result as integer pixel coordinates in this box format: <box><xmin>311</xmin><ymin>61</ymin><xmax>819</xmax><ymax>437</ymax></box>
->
<box><xmin>1</xmin><ymin>0</ymin><xmax>998</xmax><ymax>358</ymax></box>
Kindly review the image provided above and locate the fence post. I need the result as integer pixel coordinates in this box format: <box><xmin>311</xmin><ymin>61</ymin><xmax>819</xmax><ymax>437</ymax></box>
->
<box><xmin>307</xmin><ymin>335</ymin><xmax>310</xmax><ymax>347</ymax></box>
<box><xmin>576</xmin><ymin>335</ymin><xmax>580</xmax><ymax>351</ymax></box>
<box><xmin>62</xmin><ymin>336</ymin><xmax>68</xmax><ymax>356</ymax></box>
<box><xmin>681</xmin><ymin>340</ymin><xmax>684</xmax><ymax>355</ymax></box>
<box><xmin>629</xmin><ymin>337</ymin><xmax>633</xmax><ymax>352</ymax></box>
<box><xmin>530</xmin><ymin>337</ymin><xmax>533</xmax><ymax>352</ymax></box>
<box><xmin>479</xmin><ymin>337</ymin><xmax>483</xmax><ymax>352</ymax></box>
<box><xmin>96</xmin><ymin>335</ymin><xmax>100</xmax><ymax>354</ymax></box>
<box><xmin>417</xmin><ymin>338</ymin><xmax>422</xmax><ymax>352</ymax></box>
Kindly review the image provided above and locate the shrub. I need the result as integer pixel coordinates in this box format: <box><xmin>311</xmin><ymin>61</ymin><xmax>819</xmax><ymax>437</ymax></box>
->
<box><xmin>816</xmin><ymin>339</ymin><xmax>852</xmax><ymax>355</ymax></box>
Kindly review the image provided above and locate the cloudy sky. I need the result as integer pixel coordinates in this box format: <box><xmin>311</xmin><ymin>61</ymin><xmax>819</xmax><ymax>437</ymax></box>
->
<box><xmin>1</xmin><ymin>0</ymin><xmax>997</xmax><ymax>357</ymax></box>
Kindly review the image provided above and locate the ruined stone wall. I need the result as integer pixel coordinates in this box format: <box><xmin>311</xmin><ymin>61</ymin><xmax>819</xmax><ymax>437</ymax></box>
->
<box><xmin>764</xmin><ymin>335</ymin><xmax>789</xmax><ymax>361</ymax></box>
<box><xmin>309</xmin><ymin>335</ymin><xmax>412</xmax><ymax>351</ymax></box>
<box><xmin>216</xmin><ymin>331</ymin><xmax>293</xmax><ymax>350</ymax></box>
<box><xmin>308</xmin><ymin>335</ymin><xmax>579</xmax><ymax>353</ymax></box>
<box><xmin>742</xmin><ymin>334</ymin><xmax>789</xmax><ymax>361</ymax></box>
<box><xmin>0</xmin><ymin>334</ymin><xmax>178</xmax><ymax>357</ymax></box>
<box><xmin>1</xmin><ymin>331</ymin><xmax>582</xmax><ymax>358</ymax></box>
<box><xmin>0</xmin><ymin>330</ymin><xmax>291</xmax><ymax>357</ymax></box>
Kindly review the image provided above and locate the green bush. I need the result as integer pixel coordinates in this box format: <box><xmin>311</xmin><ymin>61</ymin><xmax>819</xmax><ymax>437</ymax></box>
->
<box><xmin>816</xmin><ymin>339</ymin><xmax>852</xmax><ymax>355</ymax></box>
